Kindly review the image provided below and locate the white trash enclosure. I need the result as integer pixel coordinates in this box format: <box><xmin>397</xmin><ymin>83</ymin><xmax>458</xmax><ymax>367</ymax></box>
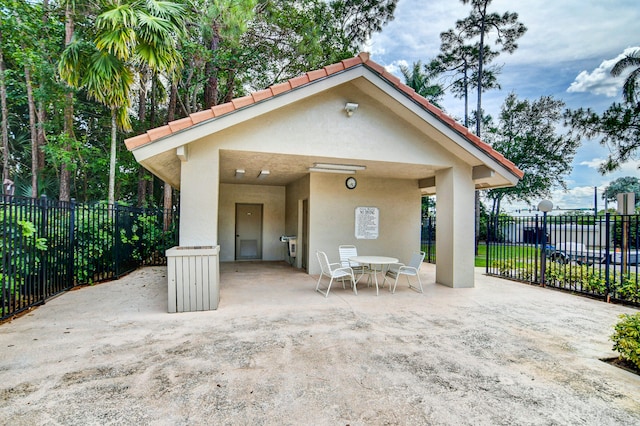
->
<box><xmin>166</xmin><ymin>246</ymin><xmax>220</xmax><ymax>312</ymax></box>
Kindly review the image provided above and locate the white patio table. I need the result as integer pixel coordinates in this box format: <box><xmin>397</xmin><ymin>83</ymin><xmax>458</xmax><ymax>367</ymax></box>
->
<box><xmin>348</xmin><ymin>255</ymin><xmax>398</xmax><ymax>296</ymax></box>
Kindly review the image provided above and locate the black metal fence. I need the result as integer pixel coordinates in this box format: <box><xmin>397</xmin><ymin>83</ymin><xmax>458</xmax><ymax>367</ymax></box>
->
<box><xmin>420</xmin><ymin>217</ymin><xmax>436</xmax><ymax>263</ymax></box>
<box><xmin>1</xmin><ymin>195</ymin><xmax>179</xmax><ymax>321</ymax></box>
<box><xmin>486</xmin><ymin>213</ymin><xmax>639</xmax><ymax>306</ymax></box>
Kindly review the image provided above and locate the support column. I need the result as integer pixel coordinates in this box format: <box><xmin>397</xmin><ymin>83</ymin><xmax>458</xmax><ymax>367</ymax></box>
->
<box><xmin>178</xmin><ymin>146</ymin><xmax>219</xmax><ymax>246</ymax></box>
<box><xmin>435</xmin><ymin>166</ymin><xmax>475</xmax><ymax>288</ymax></box>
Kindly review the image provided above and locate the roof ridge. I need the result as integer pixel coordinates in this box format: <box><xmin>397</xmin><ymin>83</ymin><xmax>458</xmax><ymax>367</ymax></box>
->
<box><xmin>124</xmin><ymin>52</ymin><xmax>523</xmax><ymax>179</ymax></box>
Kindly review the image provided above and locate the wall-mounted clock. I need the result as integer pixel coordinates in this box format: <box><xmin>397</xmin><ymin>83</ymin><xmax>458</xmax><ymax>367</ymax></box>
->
<box><xmin>345</xmin><ymin>177</ymin><xmax>357</xmax><ymax>190</ymax></box>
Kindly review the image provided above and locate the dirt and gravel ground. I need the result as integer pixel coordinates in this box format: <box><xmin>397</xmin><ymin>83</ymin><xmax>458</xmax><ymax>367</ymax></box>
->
<box><xmin>0</xmin><ymin>262</ymin><xmax>639</xmax><ymax>425</ymax></box>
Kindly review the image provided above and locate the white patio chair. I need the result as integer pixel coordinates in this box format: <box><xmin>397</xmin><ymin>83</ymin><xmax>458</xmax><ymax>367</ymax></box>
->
<box><xmin>338</xmin><ymin>244</ymin><xmax>371</xmax><ymax>283</ymax></box>
<box><xmin>316</xmin><ymin>251</ymin><xmax>357</xmax><ymax>297</ymax></box>
<box><xmin>385</xmin><ymin>251</ymin><xmax>425</xmax><ymax>294</ymax></box>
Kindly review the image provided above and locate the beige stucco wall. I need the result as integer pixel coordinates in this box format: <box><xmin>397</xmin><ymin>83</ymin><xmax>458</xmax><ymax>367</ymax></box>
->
<box><xmin>435</xmin><ymin>166</ymin><xmax>476</xmax><ymax>287</ymax></box>
<box><xmin>175</xmin><ymin>81</ymin><xmax>477</xmax><ymax>286</ymax></box>
<box><xmin>198</xmin><ymin>84</ymin><xmax>455</xmax><ymax>167</ymax></box>
<box><xmin>218</xmin><ymin>183</ymin><xmax>286</xmax><ymax>262</ymax></box>
<box><xmin>285</xmin><ymin>175</ymin><xmax>310</xmax><ymax>269</ymax></box>
<box><xmin>178</xmin><ymin>143</ymin><xmax>219</xmax><ymax>246</ymax></box>
<box><xmin>178</xmin><ymin>84</ymin><xmax>454</xmax><ymax>244</ymax></box>
<box><xmin>285</xmin><ymin>175</ymin><xmax>309</xmax><ymax>236</ymax></box>
<box><xmin>307</xmin><ymin>173</ymin><xmax>421</xmax><ymax>276</ymax></box>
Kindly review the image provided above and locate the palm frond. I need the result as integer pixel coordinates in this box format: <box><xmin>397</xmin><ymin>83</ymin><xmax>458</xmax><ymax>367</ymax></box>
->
<box><xmin>611</xmin><ymin>50</ymin><xmax>640</xmax><ymax>77</ymax></box>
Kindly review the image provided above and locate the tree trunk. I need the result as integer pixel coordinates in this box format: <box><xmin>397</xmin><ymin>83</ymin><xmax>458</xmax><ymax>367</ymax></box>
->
<box><xmin>136</xmin><ymin>168</ymin><xmax>147</xmax><ymax>207</ymax></box>
<box><xmin>163</xmin><ymin>182</ymin><xmax>172</xmax><ymax>231</ymax></box>
<box><xmin>38</xmin><ymin>0</ymin><xmax>48</xmax><ymax>171</ymax></box>
<box><xmin>223</xmin><ymin>67</ymin><xmax>236</xmax><ymax>103</ymax></box>
<box><xmin>167</xmin><ymin>82</ymin><xmax>177</xmax><ymax>122</ymax></box>
<box><xmin>37</xmin><ymin>101</ymin><xmax>46</xmax><ymax>170</ymax></box>
<box><xmin>476</xmin><ymin>2</ymin><xmax>488</xmax><ymax>139</ymax></box>
<box><xmin>203</xmin><ymin>22</ymin><xmax>220</xmax><ymax>108</ymax></box>
<box><xmin>138</xmin><ymin>67</ymin><xmax>148</xmax><ymax>124</ymax></box>
<box><xmin>25</xmin><ymin>65</ymin><xmax>38</xmax><ymax>197</ymax></box>
<box><xmin>474</xmin><ymin>2</ymin><xmax>488</xmax><ymax>255</ymax></box>
<box><xmin>108</xmin><ymin>110</ymin><xmax>117</xmax><ymax>206</ymax></box>
<box><xmin>150</xmin><ymin>72</ymin><xmax>157</xmax><ymax>127</ymax></box>
<box><xmin>463</xmin><ymin>61</ymin><xmax>469</xmax><ymax>128</ymax></box>
<box><xmin>0</xmin><ymin>32</ymin><xmax>9</xmax><ymax>184</ymax></box>
<box><xmin>136</xmin><ymin>68</ymin><xmax>148</xmax><ymax>207</ymax></box>
<box><xmin>148</xmin><ymin>175</ymin><xmax>155</xmax><ymax>205</ymax></box>
<box><xmin>59</xmin><ymin>91</ymin><xmax>73</xmax><ymax>201</ymax></box>
<box><xmin>60</xmin><ymin>2</ymin><xmax>75</xmax><ymax>202</ymax></box>
<box><xmin>164</xmin><ymin>81</ymin><xmax>176</xmax><ymax>230</ymax></box>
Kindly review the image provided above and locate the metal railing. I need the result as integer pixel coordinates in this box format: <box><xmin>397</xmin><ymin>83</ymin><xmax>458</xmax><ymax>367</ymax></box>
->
<box><xmin>421</xmin><ymin>217</ymin><xmax>436</xmax><ymax>263</ymax></box>
<box><xmin>486</xmin><ymin>213</ymin><xmax>639</xmax><ymax>306</ymax></box>
<box><xmin>1</xmin><ymin>195</ymin><xmax>179</xmax><ymax>321</ymax></box>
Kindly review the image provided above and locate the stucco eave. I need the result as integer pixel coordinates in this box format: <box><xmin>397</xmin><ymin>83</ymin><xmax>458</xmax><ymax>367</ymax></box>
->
<box><xmin>137</xmin><ymin>152</ymin><xmax>181</xmax><ymax>190</ymax></box>
<box><xmin>128</xmin><ymin>67</ymin><xmax>368</xmax><ymax>163</ymax></box>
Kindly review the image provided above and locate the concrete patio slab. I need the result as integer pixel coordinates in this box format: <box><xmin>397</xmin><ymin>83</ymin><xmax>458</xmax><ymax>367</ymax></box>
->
<box><xmin>0</xmin><ymin>262</ymin><xmax>638</xmax><ymax>425</ymax></box>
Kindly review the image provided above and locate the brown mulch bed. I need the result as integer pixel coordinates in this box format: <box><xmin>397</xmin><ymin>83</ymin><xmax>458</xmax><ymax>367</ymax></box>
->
<box><xmin>602</xmin><ymin>357</ymin><xmax>640</xmax><ymax>376</ymax></box>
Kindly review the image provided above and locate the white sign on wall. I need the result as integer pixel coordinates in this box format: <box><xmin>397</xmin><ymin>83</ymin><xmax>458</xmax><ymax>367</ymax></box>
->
<box><xmin>355</xmin><ymin>207</ymin><xmax>379</xmax><ymax>239</ymax></box>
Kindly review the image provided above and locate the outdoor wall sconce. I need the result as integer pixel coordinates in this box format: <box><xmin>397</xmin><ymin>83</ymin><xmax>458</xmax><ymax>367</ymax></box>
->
<box><xmin>344</xmin><ymin>102</ymin><xmax>359</xmax><ymax>117</ymax></box>
<box><xmin>235</xmin><ymin>169</ymin><xmax>245</xmax><ymax>178</ymax></box>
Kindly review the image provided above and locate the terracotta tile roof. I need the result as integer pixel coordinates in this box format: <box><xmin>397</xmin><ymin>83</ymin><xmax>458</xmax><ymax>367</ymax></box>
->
<box><xmin>125</xmin><ymin>52</ymin><xmax>524</xmax><ymax>179</ymax></box>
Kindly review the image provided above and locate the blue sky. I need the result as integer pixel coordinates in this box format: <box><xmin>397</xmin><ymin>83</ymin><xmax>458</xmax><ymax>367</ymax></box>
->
<box><xmin>367</xmin><ymin>0</ymin><xmax>640</xmax><ymax>213</ymax></box>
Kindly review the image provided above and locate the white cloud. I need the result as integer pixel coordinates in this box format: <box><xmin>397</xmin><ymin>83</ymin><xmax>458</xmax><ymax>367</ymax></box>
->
<box><xmin>580</xmin><ymin>157</ymin><xmax>640</xmax><ymax>173</ymax></box>
<box><xmin>383</xmin><ymin>59</ymin><xmax>408</xmax><ymax>76</ymax></box>
<box><xmin>616</xmin><ymin>159</ymin><xmax>640</xmax><ymax>174</ymax></box>
<box><xmin>503</xmin><ymin>186</ymin><xmax>603</xmax><ymax>214</ymax></box>
<box><xmin>566</xmin><ymin>47</ymin><xmax>640</xmax><ymax>97</ymax></box>
<box><xmin>549</xmin><ymin>186</ymin><xmax>602</xmax><ymax>211</ymax></box>
<box><xmin>580</xmin><ymin>158</ymin><xmax>605</xmax><ymax>170</ymax></box>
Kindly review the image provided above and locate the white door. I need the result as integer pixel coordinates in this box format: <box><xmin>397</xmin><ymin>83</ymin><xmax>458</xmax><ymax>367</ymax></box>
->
<box><xmin>235</xmin><ymin>203</ymin><xmax>263</xmax><ymax>260</ymax></box>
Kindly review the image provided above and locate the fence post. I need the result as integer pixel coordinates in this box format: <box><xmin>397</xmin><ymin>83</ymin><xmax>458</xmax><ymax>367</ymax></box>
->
<box><xmin>534</xmin><ymin>214</ymin><xmax>539</xmax><ymax>284</ymax></box>
<box><xmin>68</xmin><ymin>199</ymin><xmax>76</xmax><ymax>287</ymax></box>
<box><xmin>39</xmin><ymin>195</ymin><xmax>48</xmax><ymax>303</ymax></box>
<box><xmin>605</xmin><ymin>212</ymin><xmax>611</xmax><ymax>301</ymax></box>
<box><xmin>485</xmin><ymin>214</ymin><xmax>490</xmax><ymax>274</ymax></box>
<box><xmin>113</xmin><ymin>202</ymin><xmax>119</xmax><ymax>277</ymax></box>
<box><xmin>426</xmin><ymin>217</ymin><xmax>433</xmax><ymax>263</ymax></box>
<box><xmin>540</xmin><ymin>212</ymin><xmax>549</xmax><ymax>287</ymax></box>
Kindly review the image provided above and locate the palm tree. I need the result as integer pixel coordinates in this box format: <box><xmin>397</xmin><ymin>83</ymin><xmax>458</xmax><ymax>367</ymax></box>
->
<box><xmin>611</xmin><ymin>49</ymin><xmax>640</xmax><ymax>109</ymax></box>
<box><xmin>59</xmin><ymin>0</ymin><xmax>185</xmax><ymax>206</ymax></box>
<box><xmin>399</xmin><ymin>61</ymin><xmax>444</xmax><ymax>108</ymax></box>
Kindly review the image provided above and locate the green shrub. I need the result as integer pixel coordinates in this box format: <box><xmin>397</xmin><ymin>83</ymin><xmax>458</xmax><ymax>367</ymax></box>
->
<box><xmin>545</xmin><ymin>262</ymin><xmax>564</xmax><ymax>284</ymax></box>
<box><xmin>611</xmin><ymin>313</ymin><xmax>640</xmax><ymax>370</ymax></box>
<box><xmin>0</xmin><ymin>218</ymin><xmax>47</xmax><ymax>315</ymax></box>
<box><xmin>491</xmin><ymin>260</ymin><xmax>514</xmax><ymax>276</ymax></box>
<box><xmin>613</xmin><ymin>276</ymin><xmax>640</xmax><ymax>301</ymax></box>
<box><xmin>73</xmin><ymin>205</ymin><xmax>114</xmax><ymax>284</ymax></box>
<box><xmin>577</xmin><ymin>266</ymin><xmax>607</xmax><ymax>294</ymax></box>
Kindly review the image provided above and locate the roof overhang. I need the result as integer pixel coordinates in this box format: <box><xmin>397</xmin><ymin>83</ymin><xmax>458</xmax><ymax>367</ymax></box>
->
<box><xmin>126</xmin><ymin>55</ymin><xmax>522</xmax><ymax>192</ymax></box>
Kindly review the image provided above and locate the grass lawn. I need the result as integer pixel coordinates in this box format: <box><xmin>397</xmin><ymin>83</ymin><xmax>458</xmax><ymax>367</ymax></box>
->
<box><xmin>420</xmin><ymin>243</ymin><xmax>540</xmax><ymax>268</ymax></box>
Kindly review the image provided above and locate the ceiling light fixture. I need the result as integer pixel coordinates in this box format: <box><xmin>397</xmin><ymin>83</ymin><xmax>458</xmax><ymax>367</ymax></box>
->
<box><xmin>235</xmin><ymin>169</ymin><xmax>245</xmax><ymax>178</ymax></box>
<box><xmin>258</xmin><ymin>170</ymin><xmax>270</xmax><ymax>179</ymax></box>
<box><xmin>314</xmin><ymin>163</ymin><xmax>366</xmax><ymax>171</ymax></box>
<box><xmin>308</xmin><ymin>167</ymin><xmax>355</xmax><ymax>174</ymax></box>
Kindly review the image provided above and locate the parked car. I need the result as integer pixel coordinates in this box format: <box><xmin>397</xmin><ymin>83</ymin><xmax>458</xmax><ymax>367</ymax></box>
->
<box><xmin>545</xmin><ymin>242</ymin><xmax>608</xmax><ymax>265</ymax></box>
